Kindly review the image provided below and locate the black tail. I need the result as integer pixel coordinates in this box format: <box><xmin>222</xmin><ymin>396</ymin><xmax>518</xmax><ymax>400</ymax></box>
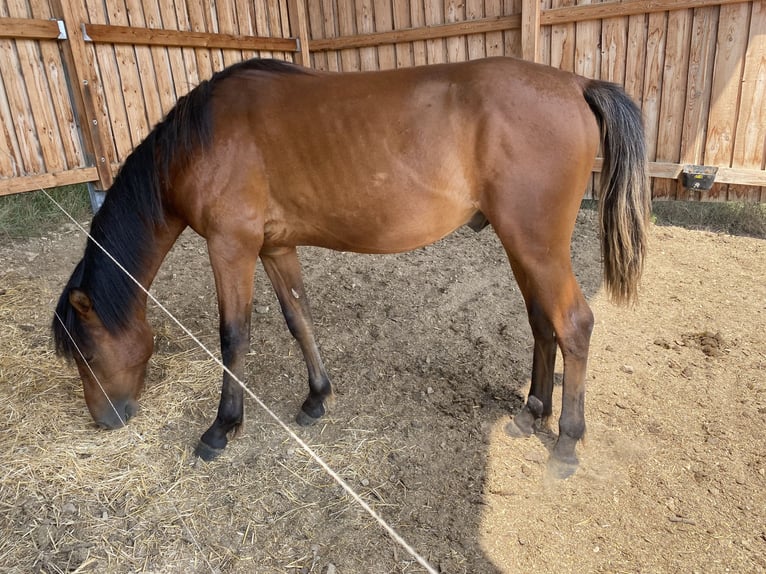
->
<box><xmin>583</xmin><ymin>81</ymin><xmax>651</xmax><ymax>305</ymax></box>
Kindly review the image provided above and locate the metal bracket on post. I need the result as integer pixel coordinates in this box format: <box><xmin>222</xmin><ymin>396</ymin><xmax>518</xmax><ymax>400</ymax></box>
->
<box><xmin>87</xmin><ymin>182</ymin><xmax>106</xmax><ymax>213</ymax></box>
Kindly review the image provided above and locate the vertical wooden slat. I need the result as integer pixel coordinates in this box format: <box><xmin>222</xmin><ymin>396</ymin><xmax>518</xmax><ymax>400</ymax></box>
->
<box><xmin>642</xmin><ymin>10</ymin><xmax>667</xmax><ymax>193</ymax></box>
<box><xmin>574</xmin><ymin>0</ymin><xmax>601</xmax><ymax>198</ymax></box>
<box><xmin>186</xmin><ymin>0</ymin><xmax>214</xmax><ymax>80</ymax></box>
<box><xmin>215</xmin><ymin>0</ymin><xmax>242</xmax><ymax>66</ymax></box>
<box><xmin>484</xmin><ymin>0</ymin><xmax>504</xmax><ymax>58</ymax></box>
<box><xmin>7</xmin><ymin>0</ymin><xmax>63</xmax><ymax>173</ymax></box>
<box><xmin>504</xmin><ymin>0</ymin><xmax>522</xmax><ymax>58</ymax></box>
<box><xmin>677</xmin><ymin>6</ymin><xmax>718</xmax><ymax>201</ymax></box>
<box><xmin>287</xmin><ymin>0</ymin><xmax>311</xmax><ymax>66</ymax></box>
<box><xmin>307</xmin><ymin>0</ymin><xmax>329</xmax><ymax>69</ymax></box>
<box><xmin>139</xmin><ymin>0</ymin><xmax>177</xmax><ymax>117</ymax></box>
<box><xmin>234</xmin><ymin>0</ymin><xmax>256</xmax><ymax>60</ymax></box>
<box><xmin>321</xmin><ymin>0</ymin><xmax>342</xmax><ymax>70</ymax></box>
<box><xmin>392</xmin><ymin>0</ymin><xmax>414</xmax><ymax>68</ymax></box>
<box><xmin>424</xmin><ymin>0</ymin><xmax>446</xmax><ymax>64</ymax></box>
<box><xmin>600</xmin><ymin>13</ymin><xmax>627</xmax><ymax>84</ymax></box>
<box><xmin>624</xmin><ymin>13</ymin><xmax>647</xmax><ymax>104</ymax></box>
<box><xmin>730</xmin><ymin>1</ymin><xmax>766</xmax><ymax>202</ymax></box>
<box><xmin>337</xmin><ymin>0</ymin><xmax>360</xmax><ymax>71</ymax></box>
<box><xmin>30</xmin><ymin>0</ymin><xmax>84</xmax><ymax>171</ymax></box>
<box><xmin>53</xmin><ymin>0</ymin><xmax>115</xmax><ymax>187</ymax></box>
<box><xmin>521</xmin><ymin>0</ymin><xmax>540</xmax><ymax>63</ymax></box>
<box><xmin>466</xmin><ymin>0</ymin><xmax>485</xmax><ymax>61</ymax></box>
<box><xmin>374</xmin><ymin>0</ymin><xmax>395</xmax><ymax>69</ymax></box>
<box><xmin>356</xmin><ymin>0</ymin><xmax>376</xmax><ymax>69</ymax></box>
<box><xmin>253</xmin><ymin>0</ymin><xmax>274</xmax><ymax>59</ymax></box>
<box><xmin>654</xmin><ymin>8</ymin><xmax>692</xmax><ymax>200</ymax></box>
<box><xmin>704</xmin><ymin>2</ymin><xmax>750</xmax><ymax>201</ymax></box>
<box><xmin>156</xmin><ymin>1</ymin><xmax>194</xmax><ymax>100</ymax></box>
<box><xmin>550</xmin><ymin>0</ymin><xmax>575</xmax><ymax>71</ymax></box>
<box><xmin>124</xmin><ymin>0</ymin><xmax>165</xmax><ymax>131</ymax></box>
<box><xmin>410</xmin><ymin>0</ymin><xmax>427</xmax><ymax>65</ymax></box>
<box><xmin>445</xmin><ymin>0</ymin><xmax>467</xmax><ymax>62</ymax></box>
<box><xmin>168</xmin><ymin>0</ymin><xmax>199</xmax><ymax>93</ymax></box>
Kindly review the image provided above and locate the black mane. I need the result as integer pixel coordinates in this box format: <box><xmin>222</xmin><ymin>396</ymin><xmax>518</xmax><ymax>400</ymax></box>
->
<box><xmin>53</xmin><ymin>58</ymin><xmax>306</xmax><ymax>359</ymax></box>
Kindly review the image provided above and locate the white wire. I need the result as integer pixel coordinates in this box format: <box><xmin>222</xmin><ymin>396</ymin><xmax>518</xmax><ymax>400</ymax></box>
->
<box><xmin>44</xmin><ymin>189</ymin><xmax>438</xmax><ymax>574</ymax></box>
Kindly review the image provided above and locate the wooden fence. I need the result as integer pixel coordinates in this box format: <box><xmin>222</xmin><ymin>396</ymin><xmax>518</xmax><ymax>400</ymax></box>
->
<box><xmin>1</xmin><ymin>0</ymin><xmax>764</xmax><ymax>202</ymax></box>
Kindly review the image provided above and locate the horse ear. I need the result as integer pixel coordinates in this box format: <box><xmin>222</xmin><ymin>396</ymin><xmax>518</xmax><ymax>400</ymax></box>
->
<box><xmin>69</xmin><ymin>289</ymin><xmax>94</xmax><ymax>317</ymax></box>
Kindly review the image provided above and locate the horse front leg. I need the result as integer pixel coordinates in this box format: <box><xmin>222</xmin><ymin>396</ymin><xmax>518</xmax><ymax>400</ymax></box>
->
<box><xmin>195</xmin><ymin>236</ymin><xmax>260</xmax><ymax>461</ymax></box>
<box><xmin>260</xmin><ymin>247</ymin><xmax>334</xmax><ymax>425</ymax></box>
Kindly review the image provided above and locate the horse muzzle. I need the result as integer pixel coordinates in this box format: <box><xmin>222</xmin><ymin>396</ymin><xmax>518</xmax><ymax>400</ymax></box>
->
<box><xmin>95</xmin><ymin>399</ymin><xmax>140</xmax><ymax>429</ymax></box>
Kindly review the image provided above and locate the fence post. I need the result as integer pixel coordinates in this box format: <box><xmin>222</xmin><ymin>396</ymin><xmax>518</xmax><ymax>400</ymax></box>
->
<box><xmin>287</xmin><ymin>0</ymin><xmax>312</xmax><ymax>67</ymax></box>
<box><xmin>521</xmin><ymin>0</ymin><xmax>541</xmax><ymax>63</ymax></box>
<box><xmin>49</xmin><ymin>0</ymin><xmax>114</xmax><ymax>201</ymax></box>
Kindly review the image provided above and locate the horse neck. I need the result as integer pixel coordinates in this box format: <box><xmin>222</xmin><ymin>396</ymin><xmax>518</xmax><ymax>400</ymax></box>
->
<box><xmin>134</xmin><ymin>216</ymin><xmax>186</xmax><ymax>299</ymax></box>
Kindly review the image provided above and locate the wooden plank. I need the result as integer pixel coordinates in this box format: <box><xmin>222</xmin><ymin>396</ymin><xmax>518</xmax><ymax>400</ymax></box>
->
<box><xmin>521</xmin><ymin>0</ymin><xmax>541</xmax><ymax>62</ymax></box>
<box><xmin>0</xmin><ymin>17</ymin><xmax>61</xmax><ymax>40</ymax></box>
<box><xmin>0</xmin><ymin>167</ymin><xmax>98</xmax><ymax>196</ymax></box>
<box><xmin>186</xmin><ymin>0</ymin><xmax>215</xmax><ymax>79</ymax></box>
<box><xmin>590</xmin><ymin>160</ymin><xmax>766</xmax><ymax>187</ymax></box>
<box><xmin>309</xmin><ymin>14</ymin><xmax>521</xmax><ymax>51</ymax></box>
<box><xmin>623</xmin><ymin>13</ymin><xmax>646</xmax><ymax>103</ymax></box>
<box><xmin>654</xmin><ymin>8</ymin><xmax>692</xmax><ymax>200</ymax></box>
<box><xmin>140</xmin><ymin>0</ymin><xmax>176</xmax><ymax>116</ymax></box>
<box><xmin>445</xmin><ymin>0</ymin><xmax>467</xmax><ymax>63</ymax></box>
<box><xmin>50</xmin><ymin>0</ymin><xmax>115</xmax><ymax>188</ymax></box>
<box><xmin>678</xmin><ymin>6</ymin><xmax>718</xmax><ymax>200</ymax></box>
<box><xmin>392</xmin><ymin>0</ymin><xmax>414</xmax><ymax>68</ymax></box>
<box><xmin>321</xmin><ymin>0</ymin><xmax>342</xmax><ymax>70</ymax></box>
<box><xmin>253</xmin><ymin>0</ymin><xmax>275</xmax><ymax>59</ymax></box>
<box><xmin>542</xmin><ymin>0</ymin><xmax>750</xmax><ymax>26</ymax></box>
<box><xmin>424</xmin><ymin>0</ymin><xmax>446</xmax><ymax>64</ymax></box>
<box><xmin>574</xmin><ymin>0</ymin><xmax>600</xmax><ymax>79</ymax></box>
<box><xmin>484</xmin><ymin>0</ymin><xmax>504</xmax><ymax>57</ymax></box>
<box><xmin>104</xmin><ymin>0</ymin><xmax>151</xmax><ymax>151</ymax></box>
<box><xmin>356</xmin><ymin>0</ymin><xmax>377</xmax><ymax>70</ymax></box>
<box><xmin>0</xmin><ymin>5</ymin><xmax>42</xmax><ymax>176</ymax></box>
<box><xmin>156</xmin><ymin>1</ymin><xmax>191</xmax><ymax>103</ymax></box>
<box><xmin>214</xmin><ymin>0</ymin><xmax>243</xmax><ymax>66</ymax></box>
<box><xmin>465</xmin><ymin>0</ymin><xmax>484</xmax><ymax>61</ymax></box>
<box><xmin>8</xmin><ymin>0</ymin><xmax>65</xmax><ymax>173</ymax></box>
<box><xmin>410</xmin><ymin>0</ymin><xmax>428</xmax><ymax>64</ymax></box>
<box><xmin>374</xmin><ymin>0</ymin><xmax>395</xmax><ymax>69</ymax></box>
<box><xmin>550</xmin><ymin>0</ymin><xmax>576</xmax><ymax>71</ymax></box>
<box><xmin>336</xmin><ymin>0</ymin><xmax>360</xmax><ymax>71</ymax></box>
<box><xmin>600</xmin><ymin>12</ymin><xmax>627</xmax><ymax>84</ymax></box>
<box><xmin>574</xmin><ymin>0</ymin><xmax>600</xmax><ymax>199</ymax></box>
<box><xmin>287</xmin><ymin>0</ymin><xmax>311</xmax><ymax>65</ymax></box>
<box><xmin>307</xmin><ymin>0</ymin><xmax>328</xmax><ymax>68</ymax></box>
<box><xmin>704</xmin><ymin>2</ymin><xmax>749</xmax><ymax>202</ymax></box>
<box><xmin>730</xmin><ymin>1</ymin><xmax>766</xmax><ymax>202</ymax></box>
<box><xmin>504</xmin><ymin>0</ymin><xmax>523</xmax><ymax>58</ymax></box>
<box><xmin>30</xmin><ymin>0</ymin><xmax>83</xmax><ymax>170</ymax></box>
<box><xmin>83</xmin><ymin>22</ymin><xmax>298</xmax><ymax>51</ymax></box>
<box><xmin>233</xmin><ymin>0</ymin><xmax>256</xmax><ymax>60</ymax></box>
<box><xmin>124</xmin><ymin>0</ymin><xmax>164</xmax><ymax>131</ymax></box>
<box><xmin>170</xmin><ymin>0</ymin><xmax>200</xmax><ymax>96</ymax></box>
<box><xmin>642</xmin><ymin>11</ymin><xmax>666</xmax><ymax>167</ymax></box>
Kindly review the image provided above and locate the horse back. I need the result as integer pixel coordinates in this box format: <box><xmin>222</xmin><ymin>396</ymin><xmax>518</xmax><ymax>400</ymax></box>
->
<box><xmin>171</xmin><ymin>58</ymin><xmax>599</xmax><ymax>253</ymax></box>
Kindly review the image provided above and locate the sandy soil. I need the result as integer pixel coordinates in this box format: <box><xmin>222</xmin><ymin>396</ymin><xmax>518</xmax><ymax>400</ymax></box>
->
<box><xmin>0</xmin><ymin>209</ymin><xmax>764</xmax><ymax>573</ymax></box>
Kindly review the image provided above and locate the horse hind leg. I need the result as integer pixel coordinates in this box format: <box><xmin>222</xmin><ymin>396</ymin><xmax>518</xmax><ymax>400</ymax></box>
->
<box><xmin>260</xmin><ymin>247</ymin><xmax>334</xmax><ymax>425</ymax></box>
<box><xmin>499</xmin><ymin>238</ymin><xmax>594</xmax><ymax>479</ymax></box>
<box><xmin>505</xmin><ymin>300</ymin><xmax>557</xmax><ymax>438</ymax></box>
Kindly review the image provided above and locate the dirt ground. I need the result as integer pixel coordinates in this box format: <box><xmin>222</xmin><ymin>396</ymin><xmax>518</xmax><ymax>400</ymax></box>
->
<box><xmin>1</xmin><ymin>208</ymin><xmax>764</xmax><ymax>573</ymax></box>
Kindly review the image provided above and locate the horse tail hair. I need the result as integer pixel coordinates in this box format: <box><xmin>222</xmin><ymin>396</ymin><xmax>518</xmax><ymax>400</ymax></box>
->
<box><xmin>582</xmin><ymin>80</ymin><xmax>651</xmax><ymax>305</ymax></box>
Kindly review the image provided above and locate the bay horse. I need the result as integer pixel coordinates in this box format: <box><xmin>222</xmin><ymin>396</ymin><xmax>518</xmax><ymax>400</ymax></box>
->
<box><xmin>53</xmin><ymin>57</ymin><xmax>649</xmax><ymax>478</ymax></box>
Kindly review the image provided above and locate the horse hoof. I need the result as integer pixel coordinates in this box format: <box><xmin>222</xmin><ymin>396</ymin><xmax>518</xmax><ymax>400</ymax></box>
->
<box><xmin>546</xmin><ymin>456</ymin><xmax>579</xmax><ymax>480</ymax></box>
<box><xmin>296</xmin><ymin>409</ymin><xmax>321</xmax><ymax>427</ymax></box>
<box><xmin>194</xmin><ymin>441</ymin><xmax>225</xmax><ymax>461</ymax></box>
<box><xmin>505</xmin><ymin>418</ymin><xmax>533</xmax><ymax>438</ymax></box>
